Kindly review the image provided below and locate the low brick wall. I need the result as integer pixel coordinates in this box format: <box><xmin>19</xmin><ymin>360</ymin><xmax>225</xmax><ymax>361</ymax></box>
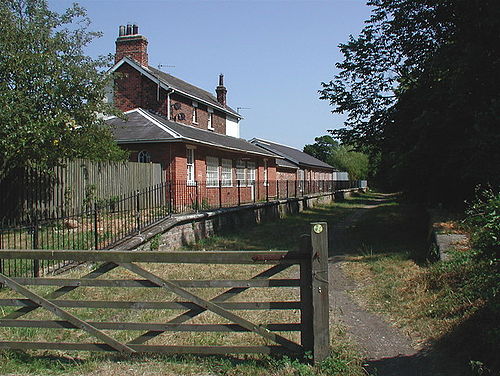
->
<box><xmin>112</xmin><ymin>188</ymin><xmax>361</xmax><ymax>251</ymax></box>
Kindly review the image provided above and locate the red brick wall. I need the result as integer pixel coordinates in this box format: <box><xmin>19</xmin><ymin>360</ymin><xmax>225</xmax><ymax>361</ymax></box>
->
<box><xmin>277</xmin><ymin>169</ymin><xmax>297</xmax><ymax>181</ymax></box>
<box><xmin>113</xmin><ymin>63</ymin><xmax>168</xmax><ymax>115</ymax></box>
<box><xmin>118</xmin><ymin>141</ymin><xmax>279</xmax><ymax>208</ymax></box>
<box><xmin>115</xmin><ymin>36</ymin><xmax>148</xmax><ymax>66</ymax></box>
<box><xmin>169</xmin><ymin>93</ymin><xmax>226</xmax><ymax>134</ymax></box>
<box><xmin>113</xmin><ymin>64</ymin><xmax>227</xmax><ymax>135</ymax></box>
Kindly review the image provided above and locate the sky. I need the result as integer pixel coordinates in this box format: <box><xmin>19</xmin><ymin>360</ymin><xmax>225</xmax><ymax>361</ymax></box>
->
<box><xmin>48</xmin><ymin>0</ymin><xmax>372</xmax><ymax>150</ymax></box>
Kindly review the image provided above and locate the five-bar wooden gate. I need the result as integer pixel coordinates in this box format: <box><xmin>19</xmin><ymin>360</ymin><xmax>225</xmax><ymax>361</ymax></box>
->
<box><xmin>0</xmin><ymin>222</ymin><xmax>330</xmax><ymax>363</ymax></box>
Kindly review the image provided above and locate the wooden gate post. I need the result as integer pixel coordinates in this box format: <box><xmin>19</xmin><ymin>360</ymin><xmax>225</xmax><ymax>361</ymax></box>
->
<box><xmin>309</xmin><ymin>221</ymin><xmax>330</xmax><ymax>363</ymax></box>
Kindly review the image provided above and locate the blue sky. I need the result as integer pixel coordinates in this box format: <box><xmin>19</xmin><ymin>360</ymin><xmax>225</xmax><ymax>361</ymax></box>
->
<box><xmin>48</xmin><ymin>0</ymin><xmax>371</xmax><ymax>149</ymax></box>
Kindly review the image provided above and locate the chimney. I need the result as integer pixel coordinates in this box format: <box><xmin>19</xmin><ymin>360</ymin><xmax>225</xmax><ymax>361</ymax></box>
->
<box><xmin>115</xmin><ymin>24</ymin><xmax>148</xmax><ymax>66</ymax></box>
<box><xmin>216</xmin><ymin>74</ymin><xmax>227</xmax><ymax>106</ymax></box>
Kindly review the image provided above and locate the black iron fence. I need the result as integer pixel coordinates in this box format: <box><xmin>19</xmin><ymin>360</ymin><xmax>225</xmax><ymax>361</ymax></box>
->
<box><xmin>0</xmin><ymin>179</ymin><xmax>365</xmax><ymax>277</ymax></box>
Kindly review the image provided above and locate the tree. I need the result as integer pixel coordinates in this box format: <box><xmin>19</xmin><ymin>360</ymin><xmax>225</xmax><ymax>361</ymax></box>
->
<box><xmin>303</xmin><ymin>135</ymin><xmax>369</xmax><ymax>180</ymax></box>
<box><xmin>0</xmin><ymin>0</ymin><xmax>126</xmax><ymax>181</ymax></box>
<box><xmin>320</xmin><ymin>0</ymin><xmax>500</xmax><ymax>205</ymax></box>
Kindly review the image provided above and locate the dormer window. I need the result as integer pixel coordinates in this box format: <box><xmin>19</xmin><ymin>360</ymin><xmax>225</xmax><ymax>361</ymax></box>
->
<box><xmin>192</xmin><ymin>101</ymin><xmax>198</xmax><ymax>124</ymax></box>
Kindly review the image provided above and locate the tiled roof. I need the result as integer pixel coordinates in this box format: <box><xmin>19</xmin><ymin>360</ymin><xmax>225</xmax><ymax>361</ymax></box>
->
<box><xmin>110</xmin><ymin>58</ymin><xmax>241</xmax><ymax>118</ymax></box>
<box><xmin>250</xmin><ymin>138</ymin><xmax>336</xmax><ymax>171</ymax></box>
<box><xmin>147</xmin><ymin>66</ymin><xmax>240</xmax><ymax>118</ymax></box>
<box><xmin>276</xmin><ymin>158</ymin><xmax>299</xmax><ymax>169</ymax></box>
<box><xmin>107</xmin><ymin>109</ymin><xmax>276</xmax><ymax>158</ymax></box>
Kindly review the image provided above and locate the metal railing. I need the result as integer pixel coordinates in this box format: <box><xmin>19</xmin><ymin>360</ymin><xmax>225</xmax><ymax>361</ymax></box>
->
<box><xmin>0</xmin><ymin>179</ymin><xmax>365</xmax><ymax>277</ymax></box>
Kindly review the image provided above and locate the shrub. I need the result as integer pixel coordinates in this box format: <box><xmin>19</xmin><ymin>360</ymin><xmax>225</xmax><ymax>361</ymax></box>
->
<box><xmin>465</xmin><ymin>188</ymin><xmax>500</xmax><ymax>259</ymax></box>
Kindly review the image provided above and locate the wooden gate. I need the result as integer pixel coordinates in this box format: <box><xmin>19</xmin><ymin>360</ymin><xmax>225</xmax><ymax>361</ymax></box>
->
<box><xmin>0</xmin><ymin>223</ymin><xmax>330</xmax><ymax>363</ymax></box>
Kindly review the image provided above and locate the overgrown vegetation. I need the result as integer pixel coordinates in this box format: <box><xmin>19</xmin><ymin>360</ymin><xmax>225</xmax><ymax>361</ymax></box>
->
<box><xmin>342</xmin><ymin>191</ymin><xmax>500</xmax><ymax>375</ymax></box>
<box><xmin>465</xmin><ymin>188</ymin><xmax>500</xmax><ymax>259</ymax></box>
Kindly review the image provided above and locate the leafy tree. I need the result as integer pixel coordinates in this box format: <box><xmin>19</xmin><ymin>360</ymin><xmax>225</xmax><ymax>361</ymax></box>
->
<box><xmin>303</xmin><ymin>135</ymin><xmax>369</xmax><ymax>180</ymax></box>
<box><xmin>0</xmin><ymin>0</ymin><xmax>126</xmax><ymax>181</ymax></box>
<box><xmin>303</xmin><ymin>135</ymin><xmax>339</xmax><ymax>163</ymax></box>
<box><xmin>320</xmin><ymin>0</ymin><xmax>500</xmax><ymax>205</ymax></box>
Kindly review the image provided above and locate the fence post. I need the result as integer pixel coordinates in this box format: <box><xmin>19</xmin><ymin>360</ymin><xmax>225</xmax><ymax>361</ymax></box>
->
<box><xmin>218</xmin><ymin>180</ymin><xmax>222</xmax><ymax>209</ymax></box>
<box><xmin>195</xmin><ymin>181</ymin><xmax>199</xmax><ymax>212</ymax></box>
<box><xmin>93</xmin><ymin>202</ymin><xmax>99</xmax><ymax>250</ymax></box>
<box><xmin>32</xmin><ymin>216</ymin><xmax>39</xmax><ymax>278</ymax></box>
<box><xmin>135</xmin><ymin>189</ymin><xmax>142</xmax><ymax>232</ymax></box>
<box><xmin>309</xmin><ymin>222</ymin><xmax>330</xmax><ymax>363</ymax></box>
<box><xmin>168</xmin><ymin>182</ymin><xmax>173</xmax><ymax>214</ymax></box>
<box><xmin>237</xmin><ymin>180</ymin><xmax>241</xmax><ymax>206</ymax></box>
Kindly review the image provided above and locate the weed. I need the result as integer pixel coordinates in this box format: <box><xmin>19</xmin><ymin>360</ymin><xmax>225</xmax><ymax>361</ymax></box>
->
<box><xmin>149</xmin><ymin>233</ymin><xmax>161</xmax><ymax>250</ymax></box>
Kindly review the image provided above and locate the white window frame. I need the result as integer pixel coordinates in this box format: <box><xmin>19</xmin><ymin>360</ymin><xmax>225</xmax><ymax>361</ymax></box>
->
<box><xmin>192</xmin><ymin>107</ymin><xmax>198</xmax><ymax>124</ymax></box>
<box><xmin>246</xmin><ymin>161</ymin><xmax>256</xmax><ymax>187</ymax></box>
<box><xmin>263</xmin><ymin>159</ymin><xmax>269</xmax><ymax>186</ymax></box>
<box><xmin>206</xmin><ymin>156</ymin><xmax>219</xmax><ymax>187</ymax></box>
<box><xmin>137</xmin><ymin>150</ymin><xmax>151</xmax><ymax>163</ymax></box>
<box><xmin>236</xmin><ymin>159</ymin><xmax>246</xmax><ymax>186</ymax></box>
<box><xmin>207</xmin><ymin>107</ymin><xmax>214</xmax><ymax>130</ymax></box>
<box><xmin>186</xmin><ymin>147</ymin><xmax>195</xmax><ymax>185</ymax></box>
<box><xmin>221</xmin><ymin>158</ymin><xmax>232</xmax><ymax>187</ymax></box>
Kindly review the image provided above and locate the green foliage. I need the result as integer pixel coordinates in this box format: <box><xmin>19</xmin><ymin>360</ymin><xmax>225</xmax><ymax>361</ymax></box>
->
<box><xmin>427</xmin><ymin>249</ymin><xmax>499</xmax><ymax>317</ymax></box>
<box><xmin>303</xmin><ymin>136</ymin><xmax>369</xmax><ymax>180</ymax></box>
<box><xmin>465</xmin><ymin>188</ymin><xmax>500</xmax><ymax>259</ymax></box>
<box><xmin>320</xmin><ymin>0</ymin><xmax>500</xmax><ymax>205</ymax></box>
<box><xmin>0</xmin><ymin>0</ymin><xmax>127</xmax><ymax>181</ymax></box>
<box><xmin>150</xmin><ymin>234</ymin><xmax>161</xmax><ymax>251</ymax></box>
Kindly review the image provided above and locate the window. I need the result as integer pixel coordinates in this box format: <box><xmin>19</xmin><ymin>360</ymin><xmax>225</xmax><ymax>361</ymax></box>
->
<box><xmin>192</xmin><ymin>107</ymin><xmax>198</xmax><ymax>124</ymax></box>
<box><xmin>221</xmin><ymin>159</ymin><xmax>232</xmax><ymax>187</ymax></box>
<box><xmin>186</xmin><ymin>147</ymin><xmax>195</xmax><ymax>184</ymax></box>
<box><xmin>208</xmin><ymin>113</ymin><xmax>214</xmax><ymax>130</ymax></box>
<box><xmin>263</xmin><ymin>159</ymin><xmax>268</xmax><ymax>186</ymax></box>
<box><xmin>207</xmin><ymin>108</ymin><xmax>214</xmax><ymax>130</ymax></box>
<box><xmin>247</xmin><ymin>161</ymin><xmax>256</xmax><ymax>187</ymax></box>
<box><xmin>138</xmin><ymin>150</ymin><xmax>151</xmax><ymax>163</ymax></box>
<box><xmin>236</xmin><ymin>159</ymin><xmax>246</xmax><ymax>186</ymax></box>
<box><xmin>206</xmin><ymin>156</ymin><xmax>219</xmax><ymax>187</ymax></box>
<box><xmin>298</xmin><ymin>169</ymin><xmax>305</xmax><ymax>181</ymax></box>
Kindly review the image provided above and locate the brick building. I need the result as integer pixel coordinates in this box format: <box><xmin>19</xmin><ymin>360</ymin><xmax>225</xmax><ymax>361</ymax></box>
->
<box><xmin>105</xmin><ymin>25</ymin><xmax>278</xmax><ymax>208</ymax></box>
<box><xmin>249</xmin><ymin>138</ymin><xmax>338</xmax><ymax>196</ymax></box>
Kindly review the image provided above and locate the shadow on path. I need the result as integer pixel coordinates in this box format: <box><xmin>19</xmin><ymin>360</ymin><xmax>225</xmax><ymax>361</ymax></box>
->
<box><xmin>327</xmin><ymin>192</ymin><xmax>445</xmax><ymax>376</ymax></box>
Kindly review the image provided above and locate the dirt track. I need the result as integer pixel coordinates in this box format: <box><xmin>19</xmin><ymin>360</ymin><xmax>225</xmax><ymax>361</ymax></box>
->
<box><xmin>328</xmin><ymin>194</ymin><xmax>437</xmax><ymax>376</ymax></box>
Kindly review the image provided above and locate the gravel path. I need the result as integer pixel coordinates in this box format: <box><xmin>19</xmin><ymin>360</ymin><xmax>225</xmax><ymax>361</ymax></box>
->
<box><xmin>328</xmin><ymin>195</ymin><xmax>437</xmax><ymax>376</ymax></box>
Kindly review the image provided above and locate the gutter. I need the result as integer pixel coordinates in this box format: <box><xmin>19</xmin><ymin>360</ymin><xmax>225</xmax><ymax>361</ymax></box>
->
<box><xmin>116</xmin><ymin>138</ymin><xmax>278</xmax><ymax>159</ymax></box>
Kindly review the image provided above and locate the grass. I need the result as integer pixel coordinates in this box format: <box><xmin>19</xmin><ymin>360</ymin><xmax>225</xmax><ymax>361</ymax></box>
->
<box><xmin>0</xmin><ymin>199</ymin><xmax>365</xmax><ymax>376</ymax></box>
<box><xmin>339</xmin><ymin>192</ymin><xmax>500</xmax><ymax>375</ymax></box>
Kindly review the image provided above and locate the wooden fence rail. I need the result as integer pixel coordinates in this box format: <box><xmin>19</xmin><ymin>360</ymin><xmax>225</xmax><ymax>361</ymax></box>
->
<box><xmin>0</xmin><ymin>222</ymin><xmax>330</xmax><ymax>363</ymax></box>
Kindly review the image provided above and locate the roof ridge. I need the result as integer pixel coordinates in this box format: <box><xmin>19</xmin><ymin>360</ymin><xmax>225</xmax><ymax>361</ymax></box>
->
<box><xmin>251</xmin><ymin>137</ymin><xmax>301</xmax><ymax>150</ymax></box>
<box><xmin>147</xmin><ymin>66</ymin><xmax>217</xmax><ymax>100</ymax></box>
<box><xmin>146</xmin><ymin>66</ymin><xmax>240</xmax><ymax>117</ymax></box>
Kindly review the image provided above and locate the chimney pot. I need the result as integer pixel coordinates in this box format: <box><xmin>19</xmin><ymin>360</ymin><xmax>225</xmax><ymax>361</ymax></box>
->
<box><xmin>119</xmin><ymin>25</ymin><xmax>125</xmax><ymax>36</ymax></box>
<box><xmin>216</xmin><ymin>73</ymin><xmax>227</xmax><ymax>106</ymax></box>
<box><xmin>132</xmin><ymin>24</ymin><xmax>138</xmax><ymax>35</ymax></box>
<box><xmin>126</xmin><ymin>24</ymin><xmax>132</xmax><ymax>35</ymax></box>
